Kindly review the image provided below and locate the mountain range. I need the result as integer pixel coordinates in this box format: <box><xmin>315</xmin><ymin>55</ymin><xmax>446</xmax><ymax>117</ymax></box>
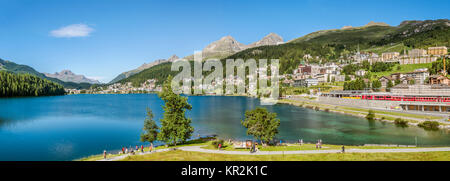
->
<box><xmin>0</xmin><ymin>58</ymin><xmax>94</xmax><ymax>89</ymax></box>
<box><xmin>2</xmin><ymin>19</ymin><xmax>448</xmax><ymax>90</ymax></box>
<box><xmin>44</xmin><ymin>70</ymin><xmax>101</xmax><ymax>84</ymax></box>
<box><xmin>116</xmin><ymin>19</ymin><xmax>449</xmax><ymax>87</ymax></box>
<box><xmin>109</xmin><ymin>54</ymin><xmax>179</xmax><ymax>83</ymax></box>
<box><xmin>183</xmin><ymin>32</ymin><xmax>284</xmax><ymax>60</ymax></box>
<box><xmin>110</xmin><ymin>33</ymin><xmax>283</xmax><ymax>83</ymax></box>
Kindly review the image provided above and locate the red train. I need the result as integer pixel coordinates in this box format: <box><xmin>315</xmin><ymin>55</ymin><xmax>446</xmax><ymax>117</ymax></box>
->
<box><xmin>356</xmin><ymin>95</ymin><xmax>450</xmax><ymax>102</ymax></box>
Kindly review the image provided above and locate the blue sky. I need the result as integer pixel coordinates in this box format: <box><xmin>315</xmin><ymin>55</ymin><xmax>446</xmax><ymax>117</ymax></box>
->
<box><xmin>0</xmin><ymin>0</ymin><xmax>448</xmax><ymax>83</ymax></box>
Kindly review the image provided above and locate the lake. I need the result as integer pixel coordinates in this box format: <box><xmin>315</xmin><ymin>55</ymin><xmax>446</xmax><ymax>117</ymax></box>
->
<box><xmin>0</xmin><ymin>94</ymin><xmax>449</xmax><ymax>160</ymax></box>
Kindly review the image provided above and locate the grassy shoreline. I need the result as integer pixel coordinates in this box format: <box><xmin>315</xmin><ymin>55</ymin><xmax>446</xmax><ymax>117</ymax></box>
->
<box><xmin>276</xmin><ymin>98</ymin><xmax>449</xmax><ymax>128</ymax></box>
<box><xmin>120</xmin><ymin>150</ymin><xmax>450</xmax><ymax>161</ymax></box>
<box><xmin>78</xmin><ymin>138</ymin><xmax>450</xmax><ymax>161</ymax></box>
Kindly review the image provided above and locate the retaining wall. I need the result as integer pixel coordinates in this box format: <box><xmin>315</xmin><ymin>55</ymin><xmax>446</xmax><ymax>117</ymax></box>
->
<box><xmin>317</xmin><ymin>97</ymin><xmax>401</xmax><ymax>109</ymax></box>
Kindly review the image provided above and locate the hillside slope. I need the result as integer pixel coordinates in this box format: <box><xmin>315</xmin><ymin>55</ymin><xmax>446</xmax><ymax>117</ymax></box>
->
<box><xmin>0</xmin><ymin>58</ymin><xmax>94</xmax><ymax>89</ymax></box>
<box><xmin>117</xmin><ymin>19</ymin><xmax>450</xmax><ymax>86</ymax></box>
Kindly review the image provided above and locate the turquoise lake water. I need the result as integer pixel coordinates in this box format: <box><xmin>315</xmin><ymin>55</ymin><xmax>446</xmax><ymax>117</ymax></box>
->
<box><xmin>0</xmin><ymin>94</ymin><xmax>449</xmax><ymax>160</ymax></box>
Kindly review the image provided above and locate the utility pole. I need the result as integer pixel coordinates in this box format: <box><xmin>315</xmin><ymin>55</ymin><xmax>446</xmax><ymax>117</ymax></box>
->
<box><xmin>443</xmin><ymin>54</ymin><xmax>447</xmax><ymax>76</ymax></box>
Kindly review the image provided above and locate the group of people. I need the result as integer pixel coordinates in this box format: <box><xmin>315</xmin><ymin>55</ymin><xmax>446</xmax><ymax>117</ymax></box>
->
<box><xmin>297</xmin><ymin>138</ymin><xmax>322</xmax><ymax>149</ymax></box>
<box><xmin>102</xmin><ymin>143</ymin><xmax>155</xmax><ymax>159</ymax></box>
<box><xmin>120</xmin><ymin>144</ymin><xmax>154</xmax><ymax>155</ymax></box>
<box><xmin>298</xmin><ymin>139</ymin><xmax>303</xmax><ymax>145</ymax></box>
<box><xmin>250</xmin><ymin>142</ymin><xmax>259</xmax><ymax>153</ymax></box>
<box><xmin>315</xmin><ymin>139</ymin><xmax>323</xmax><ymax>149</ymax></box>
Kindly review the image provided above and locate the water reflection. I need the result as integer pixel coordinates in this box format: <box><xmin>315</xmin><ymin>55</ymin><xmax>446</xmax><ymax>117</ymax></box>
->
<box><xmin>0</xmin><ymin>94</ymin><xmax>449</xmax><ymax>161</ymax></box>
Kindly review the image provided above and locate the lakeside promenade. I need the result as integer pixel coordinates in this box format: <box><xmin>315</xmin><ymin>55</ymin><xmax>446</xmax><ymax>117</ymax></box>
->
<box><xmin>98</xmin><ymin>146</ymin><xmax>450</xmax><ymax>161</ymax></box>
<box><xmin>282</xmin><ymin>97</ymin><xmax>450</xmax><ymax>126</ymax></box>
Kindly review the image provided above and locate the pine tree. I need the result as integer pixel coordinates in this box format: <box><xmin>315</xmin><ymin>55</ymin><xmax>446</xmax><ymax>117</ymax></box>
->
<box><xmin>140</xmin><ymin>108</ymin><xmax>159</xmax><ymax>145</ymax></box>
<box><xmin>157</xmin><ymin>75</ymin><xmax>194</xmax><ymax>146</ymax></box>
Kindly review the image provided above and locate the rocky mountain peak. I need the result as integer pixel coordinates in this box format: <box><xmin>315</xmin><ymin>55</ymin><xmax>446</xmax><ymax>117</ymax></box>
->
<box><xmin>58</xmin><ymin>69</ymin><xmax>75</xmax><ymax>76</ymax></box>
<box><xmin>364</xmin><ymin>21</ymin><xmax>390</xmax><ymax>27</ymax></box>
<box><xmin>167</xmin><ymin>54</ymin><xmax>179</xmax><ymax>62</ymax></box>
<box><xmin>249</xmin><ymin>32</ymin><xmax>284</xmax><ymax>47</ymax></box>
<box><xmin>45</xmin><ymin>70</ymin><xmax>100</xmax><ymax>84</ymax></box>
<box><xmin>202</xmin><ymin>35</ymin><xmax>246</xmax><ymax>58</ymax></box>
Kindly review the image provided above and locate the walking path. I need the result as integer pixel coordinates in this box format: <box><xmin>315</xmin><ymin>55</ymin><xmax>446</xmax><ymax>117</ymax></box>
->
<box><xmin>99</xmin><ymin>148</ymin><xmax>171</xmax><ymax>161</ymax></box>
<box><xmin>98</xmin><ymin>146</ymin><xmax>450</xmax><ymax>161</ymax></box>
<box><xmin>287</xmin><ymin>97</ymin><xmax>449</xmax><ymax>123</ymax></box>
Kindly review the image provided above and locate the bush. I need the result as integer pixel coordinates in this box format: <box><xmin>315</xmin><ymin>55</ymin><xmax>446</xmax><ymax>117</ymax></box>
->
<box><xmin>324</xmin><ymin>108</ymin><xmax>330</xmax><ymax>112</ymax></box>
<box><xmin>418</xmin><ymin>121</ymin><xmax>440</xmax><ymax>131</ymax></box>
<box><xmin>211</xmin><ymin>139</ymin><xmax>224</xmax><ymax>148</ymax></box>
<box><xmin>366</xmin><ymin>110</ymin><xmax>375</xmax><ymax>121</ymax></box>
<box><xmin>315</xmin><ymin>107</ymin><xmax>320</xmax><ymax>111</ymax></box>
<box><xmin>394</xmin><ymin>118</ymin><xmax>408</xmax><ymax>127</ymax></box>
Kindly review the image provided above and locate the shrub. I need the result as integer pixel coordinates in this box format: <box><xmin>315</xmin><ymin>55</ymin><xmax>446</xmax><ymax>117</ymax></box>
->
<box><xmin>394</xmin><ymin>118</ymin><xmax>408</xmax><ymax>127</ymax></box>
<box><xmin>324</xmin><ymin>108</ymin><xmax>330</xmax><ymax>112</ymax></box>
<box><xmin>418</xmin><ymin>121</ymin><xmax>440</xmax><ymax>131</ymax></box>
<box><xmin>366</xmin><ymin>110</ymin><xmax>375</xmax><ymax>121</ymax></box>
<box><xmin>211</xmin><ymin>139</ymin><xmax>224</xmax><ymax>148</ymax></box>
<box><xmin>315</xmin><ymin>107</ymin><xmax>320</xmax><ymax>111</ymax></box>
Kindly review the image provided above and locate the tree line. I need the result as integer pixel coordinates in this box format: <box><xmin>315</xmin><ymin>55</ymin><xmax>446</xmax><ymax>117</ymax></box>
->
<box><xmin>342</xmin><ymin>61</ymin><xmax>396</xmax><ymax>76</ymax></box>
<box><xmin>343</xmin><ymin>78</ymin><xmax>383</xmax><ymax>91</ymax></box>
<box><xmin>0</xmin><ymin>71</ymin><xmax>65</xmax><ymax>97</ymax></box>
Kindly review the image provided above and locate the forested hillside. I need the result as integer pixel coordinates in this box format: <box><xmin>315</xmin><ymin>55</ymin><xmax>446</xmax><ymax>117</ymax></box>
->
<box><xmin>116</xmin><ymin>19</ymin><xmax>450</xmax><ymax>86</ymax></box>
<box><xmin>118</xmin><ymin>62</ymin><xmax>181</xmax><ymax>87</ymax></box>
<box><xmin>0</xmin><ymin>71</ymin><xmax>65</xmax><ymax>97</ymax></box>
<box><xmin>0</xmin><ymin>58</ymin><xmax>93</xmax><ymax>89</ymax></box>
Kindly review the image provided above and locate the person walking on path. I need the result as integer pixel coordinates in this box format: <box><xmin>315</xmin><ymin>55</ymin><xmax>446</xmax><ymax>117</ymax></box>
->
<box><xmin>141</xmin><ymin>145</ymin><xmax>144</xmax><ymax>152</ymax></box>
<box><xmin>103</xmin><ymin>150</ymin><xmax>107</xmax><ymax>159</ymax></box>
<box><xmin>121</xmin><ymin>147</ymin><xmax>125</xmax><ymax>154</ymax></box>
<box><xmin>250</xmin><ymin>142</ymin><xmax>255</xmax><ymax>153</ymax></box>
<box><xmin>342</xmin><ymin>145</ymin><xmax>345</xmax><ymax>153</ymax></box>
<box><xmin>218</xmin><ymin>143</ymin><xmax>222</xmax><ymax>150</ymax></box>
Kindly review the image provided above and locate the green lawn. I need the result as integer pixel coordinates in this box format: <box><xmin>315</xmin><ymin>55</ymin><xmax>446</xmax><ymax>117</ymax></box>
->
<box><xmin>363</xmin><ymin>43</ymin><xmax>409</xmax><ymax>55</ymax></box>
<box><xmin>201</xmin><ymin>143</ymin><xmax>421</xmax><ymax>152</ymax></box>
<box><xmin>277</xmin><ymin>99</ymin><xmax>444</xmax><ymax>123</ymax></box>
<box><xmin>371</xmin><ymin>63</ymin><xmax>432</xmax><ymax>79</ymax></box>
<box><xmin>119</xmin><ymin>150</ymin><xmax>450</xmax><ymax>161</ymax></box>
<box><xmin>79</xmin><ymin>137</ymin><xmax>442</xmax><ymax>161</ymax></box>
<box><xmin>338</xmin><ymin>106</ymin><xmax>442</xmax><ymax>120</ymax></box>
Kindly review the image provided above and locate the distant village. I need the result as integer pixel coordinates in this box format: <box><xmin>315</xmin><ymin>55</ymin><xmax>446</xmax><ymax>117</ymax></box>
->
<box><xmin>284</xmin><ymin>46</ymin><xmax>448</xmax><ymax>89</ymax></box>
<box><xmin>66</xmin><ymin>79</ymin><xmax>161</xmax><ymax>94</ymax></box>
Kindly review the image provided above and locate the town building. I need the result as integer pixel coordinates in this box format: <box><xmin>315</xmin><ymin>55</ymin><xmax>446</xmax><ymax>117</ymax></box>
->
<box><xmin>391</xmin><ymin>84</ymin><xmax>450</xmax><ymax>112</ymax></box>
<box><xmin>429</xmin><ymin>75</ymin><xmax>450</xmax><ymax>86</ymax></box>
<box><xmin>398</xmin><ymin>56</ymin><xmax>437</xmax><ymax>65</ymax></box>
<box><xmin>391</xmin><ymin>84</ymin><xmax>450</xmax><ymax>96</ymax></box>
<box><xmin>378</xmin><ymin>76</ymin><xmax>393</xmax><ymax>88</ymax></box>
<box><xmin>293</xmin><ymin>78</ymin><xmax>319</xmax><ymax>87</ymax></box>
<box><xmin>355</xmin><ymin>69</ymin><xmax>367</xmax><ymax>77</ymax></box>
<box><xmin>381</xmin><ymin>52</ymin><xmax>400</xmax><ymax>61</ymax></box>
<box><xmin>408</xmin><ymin>49</ymin><xmax>427</xmax><ymax>57</ymax></box>
<box><xmin>427</xmin><ymin>46</ymin><xmax>448</xmax><ymax>56</ymax></box>
<box><xmin>404</xmin><ymin>70</ymin><xmax>429</xmax><ymax>84</ymax></box>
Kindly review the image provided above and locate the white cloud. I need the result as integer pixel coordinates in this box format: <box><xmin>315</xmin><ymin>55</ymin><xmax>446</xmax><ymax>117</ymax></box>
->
<box><xmin>50</xmin><ymin>24</ymin><xmax>94</xmax><ymax>38</ymax></box>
